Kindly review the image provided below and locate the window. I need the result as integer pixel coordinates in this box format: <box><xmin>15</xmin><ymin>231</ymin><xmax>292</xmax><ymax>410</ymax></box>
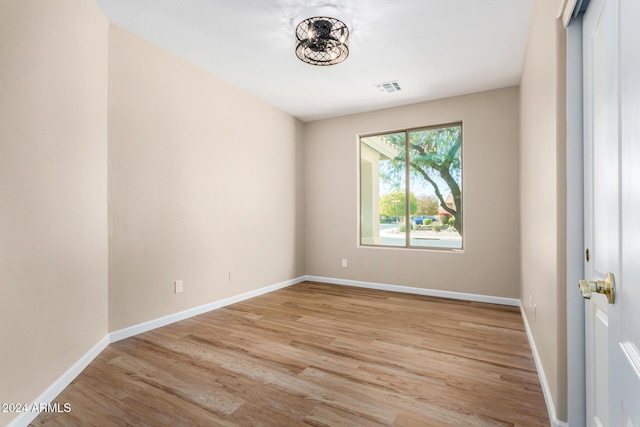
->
<box><xmin>359</xmin><ymin>123</ymin><xmax>463</xmax><ymax>250</ymax></box>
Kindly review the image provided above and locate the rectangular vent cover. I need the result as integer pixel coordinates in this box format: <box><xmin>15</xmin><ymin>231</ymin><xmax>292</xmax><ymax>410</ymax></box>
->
<box><xmin>375</xmin><ymin>80</ymin><xmax>402</xmax><ymax>93</ymax></box>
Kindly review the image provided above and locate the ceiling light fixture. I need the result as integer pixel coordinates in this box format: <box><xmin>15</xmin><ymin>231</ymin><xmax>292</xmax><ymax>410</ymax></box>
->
<box><xmin>295</xmin><ymin>16</ymin><xmax>349</xmax><ymax>66</ymax></box>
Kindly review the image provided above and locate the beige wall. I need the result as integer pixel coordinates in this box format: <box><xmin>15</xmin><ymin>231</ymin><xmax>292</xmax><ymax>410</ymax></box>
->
<box><xmin>0</xmin><ymin>0</ymin><xmax>109</xmax><ymax>425</ymax></box>
<box><xmin>304</xmin><ymin>87</ymin><xmax>520</xmax><ymax>298</ymax></box>
<box><xmin>519</xmin><ymin>0</ymin><xmax>567</xmax><ymax>422</ymax></box>
<box><xmin>107</xmin><ymin>26</ymin><xmax>306</xmax><ymax>331</ymax></box>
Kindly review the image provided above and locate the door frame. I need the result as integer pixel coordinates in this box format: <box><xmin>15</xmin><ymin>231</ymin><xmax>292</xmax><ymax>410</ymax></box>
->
<box><xmin>564</xmin><ymin>10</ymin><xmax>587</xmax><ymax>427</ymax></box>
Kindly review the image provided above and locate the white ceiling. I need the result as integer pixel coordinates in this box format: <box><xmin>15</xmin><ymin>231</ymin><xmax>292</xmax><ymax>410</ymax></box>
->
<box><xmin>95</xmin><ymin>0</ymin><xmax>534</xmax><ymax>122</ymax></box>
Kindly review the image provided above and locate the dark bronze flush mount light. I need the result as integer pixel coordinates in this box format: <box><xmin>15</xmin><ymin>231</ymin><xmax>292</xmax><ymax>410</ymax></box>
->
<box><xmin>295</xmin><ymin>16</ymin><xmax>349</xmax><ymax>66</ymax></box>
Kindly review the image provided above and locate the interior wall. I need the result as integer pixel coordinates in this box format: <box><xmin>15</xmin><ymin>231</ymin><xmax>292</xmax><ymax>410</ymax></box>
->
<box><xmin>107</xmin><ymin>26</ymin><xmax>305</xmax><ymax>331</ymax></box>
<box><xmin>0</xmin><ymin>1</ymin><xmax>109</xmax><ymax>425</ymax></box>
<box><xmin>519</xmin><ymin>0</ymin><xmax>568</xmax><ymax>422</ymax></box>
<box><xmin>304</xmin><ymin>87</ymin><xmax>520</xmax><ymax>298</ymax></box>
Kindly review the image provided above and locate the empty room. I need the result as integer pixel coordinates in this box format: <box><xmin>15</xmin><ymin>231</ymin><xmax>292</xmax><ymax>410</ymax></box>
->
<box><xmin>2</xmin><ymin>0</ymin><xmax>639</xmax><ymax>426</ymax></box>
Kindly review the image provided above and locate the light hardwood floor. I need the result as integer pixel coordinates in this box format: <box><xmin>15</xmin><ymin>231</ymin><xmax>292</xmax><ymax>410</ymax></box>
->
<box><xmin>32</xmin><ymin>281</ymin><xmax>549</xmax><ymax>426</ymax></box>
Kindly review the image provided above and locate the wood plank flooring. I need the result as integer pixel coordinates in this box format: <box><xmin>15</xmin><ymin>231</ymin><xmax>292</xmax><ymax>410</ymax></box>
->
<box><xmin>32</xmin><ymin>282</ymin><xmax>549</xmax><ymax>426</ymax></box>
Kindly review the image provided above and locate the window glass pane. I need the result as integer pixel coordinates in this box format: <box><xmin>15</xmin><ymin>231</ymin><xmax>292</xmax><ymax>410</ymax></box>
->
<box><xmin>407</xmin><ymin>125</ymin><xmax>462</xmax><ymax>249</ymax></box>
<box><xmin>360</xmin><ymin>133</ymin><xmax>406</xmax><ymax>246</ymax></box>
<box><xmin>359</xmin><ymin>124</ymin><xmax>462</xmax><ymax>250</ymax></box>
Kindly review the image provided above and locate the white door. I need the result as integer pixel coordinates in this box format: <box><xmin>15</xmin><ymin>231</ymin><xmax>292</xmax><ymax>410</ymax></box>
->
<box><xmin>583</xmin><ymin>0</ymin><xmax>617</xmax><ymax>424</ymax></box>
<box><xmin>583</xmin><ymin>0</ymin><xmax>640</xmax><ymax>425</ymax></box>
<box><xmin>615</xmin><ymin>1</ymin><xmax>640</xmax><ymax>425</ymax></box>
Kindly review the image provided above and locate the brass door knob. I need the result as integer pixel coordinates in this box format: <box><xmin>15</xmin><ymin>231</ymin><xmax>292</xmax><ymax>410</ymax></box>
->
<box><xmin>579</xmin><ymin>272</ymin><xmax>615</xmax><ymax>304</ymax></box>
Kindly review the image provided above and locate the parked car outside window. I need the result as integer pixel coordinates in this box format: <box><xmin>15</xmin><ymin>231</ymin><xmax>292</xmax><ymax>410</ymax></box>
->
<box><xmin>412</xmin><ymin>215</ymin><xmax>437</xmax><ymax>225</ymax></box>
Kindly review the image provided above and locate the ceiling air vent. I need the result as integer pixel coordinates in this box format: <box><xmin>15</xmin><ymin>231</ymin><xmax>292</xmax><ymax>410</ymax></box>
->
<box><xmin>375</xmin><ymin>80</ymin><xmax>402</xmax><ymax>93</ymax></box>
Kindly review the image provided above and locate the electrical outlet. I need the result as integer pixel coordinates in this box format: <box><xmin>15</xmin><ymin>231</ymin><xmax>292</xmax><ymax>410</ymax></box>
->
<box><xmin>341</xmin><ymin>259</ymin><xmax>348</xmax><ymax>268</ymax></box>
<box><xmin>175</xmin><ymin>280</ymin><xmax>183</xmax><ymax>294</ymax></box>
<box><xmin>228</xmin><ymin>271</ymin><xmax>232</xmax><ymax>281</ymax></box>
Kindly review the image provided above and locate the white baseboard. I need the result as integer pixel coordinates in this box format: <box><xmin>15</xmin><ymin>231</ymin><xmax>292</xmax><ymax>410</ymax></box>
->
<box><xmin>520</xmin><ymin>306</ymin><xmax>569</xmax><ymax>427</ymax></box>
<box><xmin>304</xmin><ymin>275</ymin><xmax>521</xmax><ymax>306</ymax></box>
<box><xmin>7</xmin><ymin>335</ymin><xmax>110</xmax><ymax>427</ymax></box>
<box><xmin>110</xmin><ymin>276</ymin><xmax>307</xmax><ymax>342</ymax></box>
